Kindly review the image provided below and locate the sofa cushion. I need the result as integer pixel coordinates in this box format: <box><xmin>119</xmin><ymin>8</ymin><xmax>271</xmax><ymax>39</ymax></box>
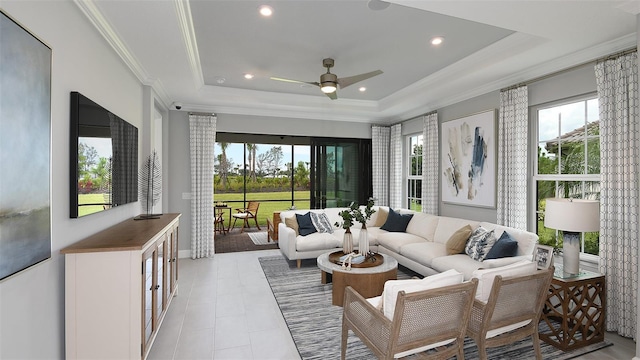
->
<box><xmin>295</xmin><ymin>232</ymin><xmax>341</xmax><ymax>252</ymax></box>
<box><xmin>478</xmin><ymin>222</ymin><xmax>538</xmax><ymax>257</ymax></box>
<box><xmin>433</xmin><ymin>217</ymin><xmax>479</xmax><ymax>244</ymax></box>
<box><xmin>380</xmin><ymin>208</ymin><xmax>414</xmax><ymax>232</ymax></box>
<box><xmin>310</xmin><ymin>212</ymin><xmax>334</xmax><ymax>234</ymax></box>
<box><xmin>405</xmin><ymin>212</ymin><xmax>439</xmax><ymax>241</ymax></box>
<box><xmin>446</xmin><ymin>225</ymin><xmax>473</xmax><ymax>255</ymax></box>
<box><xmin>399</xmin><ymin>242</ymin><xmax>448</xmax><ymax>267</ymax></box>
<box><xmin>431</xmin><ymin>254</ymin><xmax>485</xmax><ymax>280</ymax></box>
<box><xmin>381</xmin><ymin>269</ymin><xmax>463</xmax><ymax>320</ymax></box>
<box><xmin>372</xmin><ymin>207</ymin><xmax>389</xmax><ymax>227</ymax></box>
<box><xmin>296</xmin><ymin>212</ymin><xmax>317</xmax><ymax>236</ymax></box>
<box><xmin>471</xmin><ymin>260</ymin><xmax>537</xmax><ymax>302</ymax></box>
<box><xmin>377</xmin><ymin>232</ymin><xmax>425</xmax><ymax>253</ymax></box>
<box><xmin>485</xmin><ymin>231</ymin><xmax>518</xmax><ymax>259</ymax></box>
<box><xmin>284</xmin><ymin>216</ymin><xmax>299</xmax><ymax>236</ymax></box>
<box><xmin>465</xmin><ymin>226</ymin><xmax>497</xmax><ymax>261</ymax></box>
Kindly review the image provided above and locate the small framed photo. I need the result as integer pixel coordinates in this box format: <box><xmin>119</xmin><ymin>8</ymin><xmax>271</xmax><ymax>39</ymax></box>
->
<box><xmin>533</xmin><ymin>244</ymin><xmax>554</xmax><ymax>270</ymax></box>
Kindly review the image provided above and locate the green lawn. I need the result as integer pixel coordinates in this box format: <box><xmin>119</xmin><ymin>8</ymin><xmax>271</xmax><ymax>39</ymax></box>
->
<box><xmin>78</xmin><ymin>193</ymin><xmax>109</xmax><ymax>217</ymax></box>
<box><xmin>214</xmin><ymin>191</ymin><xmax>310</xmax><ymax>228</ymax></box>
<box><xmin>80</xmin><ymin>191</ymin><xmax>310</xmax><ymax>228</ymax></box>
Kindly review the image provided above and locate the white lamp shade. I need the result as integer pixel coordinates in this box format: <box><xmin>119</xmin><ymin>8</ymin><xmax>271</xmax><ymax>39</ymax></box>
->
<box><xmin>544</xmin><ymin>198</ymin><xmax>600</xmax><ymax>232</ymax></box>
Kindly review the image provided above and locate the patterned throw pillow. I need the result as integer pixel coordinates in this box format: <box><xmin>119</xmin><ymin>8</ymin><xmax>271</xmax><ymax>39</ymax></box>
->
<box><xmin>465</xmin><ymin>226</ymin><xmax>497</xmax><ymax>261</ymax></box>
<box><xmin>310</xmin><ymin>212</ymin><xmax>334</xmax><ymax>234</ymax></box>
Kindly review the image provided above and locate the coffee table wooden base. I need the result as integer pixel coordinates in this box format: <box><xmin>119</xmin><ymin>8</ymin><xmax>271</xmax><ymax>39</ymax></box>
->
<box><xmin>322</xmin><ymin>268</ymin><xmax>397</xmax><ymax>306</ymax></box>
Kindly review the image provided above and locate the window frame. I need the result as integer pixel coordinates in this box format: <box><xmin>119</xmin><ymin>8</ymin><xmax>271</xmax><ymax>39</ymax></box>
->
<box><xmin>530</xmin><ymin>93</ymin><xmax>600</xmax><ymax>262</ymax></box>
<box><xmin>406</xmin><ymin>133</ymin><xmax>423</xmax><ymax>211</ymax></box>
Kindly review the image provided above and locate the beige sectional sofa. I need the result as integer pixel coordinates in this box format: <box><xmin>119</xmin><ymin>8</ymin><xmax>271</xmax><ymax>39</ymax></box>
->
<box><xmin>277</xmin><ymin>206</ymin><xmax>538</xmax><ymax>279</ymax></box>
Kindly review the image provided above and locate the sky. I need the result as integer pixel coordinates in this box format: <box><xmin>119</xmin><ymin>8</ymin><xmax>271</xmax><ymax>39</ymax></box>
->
<box><xmin>215</xmin><ymin>143</ymin><xmax>310</xmax><ymax>170</ymax></box>
<box><xmin>538</xmin><ymin>98</ymin><xmax>599</xmax><ymax>149</ymax></box>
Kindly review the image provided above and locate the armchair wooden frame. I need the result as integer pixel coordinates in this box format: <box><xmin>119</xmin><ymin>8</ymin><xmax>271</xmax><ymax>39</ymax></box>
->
<box><xmin>231</xmin><ymin>201</ymin><xmax>261</xmax><ymax>233</ymax></box>
<box><xmin>342</xmin><ymin>279</ymin><xmax>478</xmax><ymax>360</ymax></box>
<box><xmin>466</xmin><ymin>268</ymin><xmax>554</xmax><ymax>360</ymax></box>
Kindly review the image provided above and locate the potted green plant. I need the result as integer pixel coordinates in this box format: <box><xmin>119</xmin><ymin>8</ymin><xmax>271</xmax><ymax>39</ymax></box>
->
<box><xmin>334</xmin><ymin>199</ymin><xmax>376</xmax><ymax>256</ymax></box>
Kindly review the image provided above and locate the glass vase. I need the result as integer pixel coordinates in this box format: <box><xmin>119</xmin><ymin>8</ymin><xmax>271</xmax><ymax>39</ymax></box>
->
<box><xmin>343</xmin><ymin>227</ymin><xmax>353</xmax><ymax>254</ymax></box>
<box><xmin>358</xmin><ymin>224</ymin><xmax>369</xmax><ymax>256</ymax></box>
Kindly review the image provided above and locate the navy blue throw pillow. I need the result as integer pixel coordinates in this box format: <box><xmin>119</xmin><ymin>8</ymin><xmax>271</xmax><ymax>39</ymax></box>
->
<box><xmin>380</xmin><ymin>208</ymin><xmax>414</xmax><ymax>232</ymax></box>
<box><xmin>296</xmin><ymin>212</ymin><xmax>317</xmax><ymax>236</ymax></box>
<box><xmin>484</xmin><ymin>231</ymin><xmax>519</xmax><ymax>259</ymax></box>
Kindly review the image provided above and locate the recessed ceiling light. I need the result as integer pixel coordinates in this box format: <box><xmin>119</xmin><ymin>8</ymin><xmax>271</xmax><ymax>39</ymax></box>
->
<box><xmin>215</xmin><ymin>77</ymin><xmax>226</xmax><ymax>84</ymax></box>
<box><xmin>259</xmin><ymin>5</ymin><xmax>273</xmax><ymax>17</ymax></box>
<box><xmin>359</xmin><ymin>87</ymin><xmax>366</xmax><ymax>92</ymax></box>
<box><xmin>244</xmin><ymin>73</ymin><xmax>254</xmax><ymax>79</ymax></box>
<box><xmin>368</xmin><ymin>0</ymin><xmax>390</xmax><ymax>11</ymax></box>
<box><xmin>431</xmin><ymin>36</ymin><xmax>444</xmax><ymax>46</ymax></box>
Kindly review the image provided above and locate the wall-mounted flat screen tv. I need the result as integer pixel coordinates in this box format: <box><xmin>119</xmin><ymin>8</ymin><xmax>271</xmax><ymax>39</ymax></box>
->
<box><xmin>70</xmin><ymin>92</ymin><xmax>138</xmax><ymax>218</ymax></box>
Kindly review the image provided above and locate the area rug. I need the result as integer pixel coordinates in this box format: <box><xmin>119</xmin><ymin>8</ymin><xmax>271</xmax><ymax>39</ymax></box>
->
<box><xmin>248</xmin><ymin>231</ymin><xmax>271</xmax><ymax>245</ymax></box>
<box><xmin>259</xmin><ymin>255</ymin><xmax>612</xmax><ymax>360</ymax></box>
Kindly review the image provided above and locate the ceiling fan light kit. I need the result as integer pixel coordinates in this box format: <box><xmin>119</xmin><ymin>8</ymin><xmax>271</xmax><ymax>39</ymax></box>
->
<box><xmin>270</xmin><ymin>58</ymin><xmax>382</xmax><ymax>100</ymax></box>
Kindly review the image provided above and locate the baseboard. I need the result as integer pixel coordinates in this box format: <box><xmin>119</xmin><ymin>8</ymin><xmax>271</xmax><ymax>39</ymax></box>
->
<box><xmin>178</xmin><ymin>249</ymin><xmax>191</xmax><ymax>259</ymax></box>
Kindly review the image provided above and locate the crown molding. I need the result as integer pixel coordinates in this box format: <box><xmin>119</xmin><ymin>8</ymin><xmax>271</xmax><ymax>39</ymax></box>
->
<box><xmin>174</xmin><ymin>0</ymin><xmax>204</xmax><ymax>89</ymax></box>
<box><xmin>73</xmin><ymin>0</ymin><xmax>150</xmax><ymax>84</ymax></box>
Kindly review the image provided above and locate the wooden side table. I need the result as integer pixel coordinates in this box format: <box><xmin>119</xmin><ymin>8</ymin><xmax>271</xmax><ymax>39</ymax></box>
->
<box><xmin>267</xmin><ymin>211</ymin><xmax>281</xmax><ymax>242</ymax></box>
<box><xmin>539</xmin><ymin>266</ymin><xmax>606</xmax><ymax>351</ymax></box>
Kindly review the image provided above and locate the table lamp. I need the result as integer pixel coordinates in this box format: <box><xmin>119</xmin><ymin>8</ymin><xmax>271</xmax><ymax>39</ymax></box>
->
<box><xmin>544</xmin><ymin>198</ymin><xmax>600</xmax><ymax>275</ymax></box>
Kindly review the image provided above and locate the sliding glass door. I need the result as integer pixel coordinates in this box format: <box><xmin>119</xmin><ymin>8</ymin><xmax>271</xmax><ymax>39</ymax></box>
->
<box><xmin>311</xmin><ymin>138</ymin><xmax>372</xmax><ymax>209</ymax></box>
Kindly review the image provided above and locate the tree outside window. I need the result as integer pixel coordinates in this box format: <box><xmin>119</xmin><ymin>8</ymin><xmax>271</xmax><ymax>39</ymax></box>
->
<box><xmin>534</xmin><ymin>96</ymin><xmax>600</xmax><ymax>255</ymax></box>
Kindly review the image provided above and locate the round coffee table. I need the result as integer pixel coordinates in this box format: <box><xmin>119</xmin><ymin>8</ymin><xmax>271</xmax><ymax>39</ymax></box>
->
<box><xmin>317</xmin><ymin>251</ymin><xmax>398</xmax><ymax>306</ymax></box>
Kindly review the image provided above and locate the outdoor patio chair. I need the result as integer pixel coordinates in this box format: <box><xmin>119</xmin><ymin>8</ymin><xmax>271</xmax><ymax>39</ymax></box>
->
<box><xmin>466</xmin><ymin>267</ymin><xmax>554</xmax><ymax>360</ymax></box>
<box><xmin>341</xmin><ymin>279</ymin><xmax>478</xmax><ymax>359</ymax></box>
<box><xmin>231</xmin><ymin>201</ymin><xmax>261</xmax><ymax>232</ymax></box>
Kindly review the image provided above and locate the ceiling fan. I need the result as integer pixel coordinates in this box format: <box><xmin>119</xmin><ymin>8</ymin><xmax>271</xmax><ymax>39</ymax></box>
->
<box><xmin>270</xmin><ymin>58</ymin><xmax>383</xmax><ymax>100</ymax></box>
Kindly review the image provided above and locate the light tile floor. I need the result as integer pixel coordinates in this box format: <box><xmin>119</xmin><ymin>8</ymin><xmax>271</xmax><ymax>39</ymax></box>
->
<box><xmin>148</xmin><ymin>249</ymin><xmax>636</xmax><ymax>360</ymax></box>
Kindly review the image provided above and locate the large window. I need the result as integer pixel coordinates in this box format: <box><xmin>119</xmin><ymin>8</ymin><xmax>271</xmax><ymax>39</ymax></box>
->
<box><xmin>214</xmin><ymin>140</ymin><xmax>311</xmax><ymax>227</ymax></box>
<box><xmin>533</xmin><ymin>95</ymin><xmax>600</xmax><ymax>256</ymax></box>
<box><xmin>407</xmin><ymin>134</ymin><xmax>423</xmax><ymax>211</ymax></box>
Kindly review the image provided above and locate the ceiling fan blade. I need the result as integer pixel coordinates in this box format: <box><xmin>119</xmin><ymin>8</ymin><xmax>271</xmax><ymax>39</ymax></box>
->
<box><xmin>325</xmin><ymin>91</ymin><xmax>338</xmax><ymax>100</ymax></box>
<box><xmin>337</xmin><ymin>70</ymin><xmax>383</xmax><ymax>89</ymax></box>
<box><xmin>270</xmin><ymin>77</ymin><xmax>319</xmax><ymax>87</ymax></box>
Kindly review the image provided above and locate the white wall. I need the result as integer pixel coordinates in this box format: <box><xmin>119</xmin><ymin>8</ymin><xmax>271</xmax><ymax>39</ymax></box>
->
<box><xmin>0</xmin><ymin>2</ymin><xmax>144</xmax><ymax>358</ymax></box>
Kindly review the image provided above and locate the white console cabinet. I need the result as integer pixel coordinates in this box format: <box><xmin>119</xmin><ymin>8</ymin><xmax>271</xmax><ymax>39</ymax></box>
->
<box><xmin>61</xmin><ymin>213</ymin><xmax>180</xmax><ymax>359</ymax></box>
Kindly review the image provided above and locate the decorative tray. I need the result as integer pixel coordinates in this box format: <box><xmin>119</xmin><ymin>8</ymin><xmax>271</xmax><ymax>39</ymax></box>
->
<box><xmin>328</xmin><ymin>251</ymin><xmax>384</xmax><ymax>268</ymax></box>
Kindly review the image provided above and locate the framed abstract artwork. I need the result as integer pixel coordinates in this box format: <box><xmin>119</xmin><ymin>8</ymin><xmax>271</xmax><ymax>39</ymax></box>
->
<box><xmin>441</xmin><ymin>109</ymin><xmax>496</xmax><ymax>208</ymax></box>
<box><xmin>0</xmin><ymin>10</ymin><xmax>52</xmax><ymax>280</ymax></box>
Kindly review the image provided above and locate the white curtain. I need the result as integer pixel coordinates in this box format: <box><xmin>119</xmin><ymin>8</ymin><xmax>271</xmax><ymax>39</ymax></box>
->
<box><xmin>390</xmin><ymin>124</ymin><xmax>402</xmax><ymax>209</ymax></box>
<box><xmin>189</xmin><ymin>113</ymin><xmax>217</xmax><ymax>259</ymax></box>
<box><xmin>497</xmin><ymin>85</ymin><xmax>528</xmax><ymax>229</ymax></box>
<box><xmin>372</xmin><ymin>125</ymin><xmax>390</xmax><ymax>206</ymax></box>
<box><xmin>422</xmin><ymin>113</ymin><xmax>438</xmax><ymax>215</ymax></box>
<box><xmin>595</xmin><ymin>51</ymin><xmax>638</xmax><ymax>339</ymax></box>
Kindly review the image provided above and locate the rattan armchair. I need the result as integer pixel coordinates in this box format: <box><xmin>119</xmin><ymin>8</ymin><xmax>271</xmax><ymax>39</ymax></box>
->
<box><xmin>466</xmin><ymin>267</ymin><xmax>554</xmax><ymax>360</ymax></box>
<box><xmin>231</xmin><ymin>201</ymin><xmax>261</xmax><ymax>232</ymax></box>
<box><xmin>341</xmin><ymin>279</ymin><xmax>478</xmax><ymax>360</ymax></box>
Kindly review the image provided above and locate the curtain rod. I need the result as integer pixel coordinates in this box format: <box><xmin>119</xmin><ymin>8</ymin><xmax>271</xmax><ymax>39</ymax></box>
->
<box><xmin>501</xmin><ymin>47</ymin><xmax>637</xmax><ymax>92</ymax></box>
<box><xmin>188</xmin><ymin>112</ymin><xmax>216</xmax><ymax>116</ymax></box>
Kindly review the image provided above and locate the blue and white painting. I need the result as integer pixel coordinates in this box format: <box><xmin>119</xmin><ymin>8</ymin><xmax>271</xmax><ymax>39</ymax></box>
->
<box><xmin>441</xmin><ymin>110</ymin><xmax>496</xmax><ymax>208</ymax></box>
<box><xmin>0</xmin><ymin>11</ymin><xmax>51</xmax><ymax>280</ymax></box>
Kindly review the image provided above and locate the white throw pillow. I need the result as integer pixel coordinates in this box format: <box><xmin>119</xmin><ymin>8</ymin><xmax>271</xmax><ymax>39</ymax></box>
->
<box><xmin>310</xmin><ymin>212</ymin><xmax>334</xmax><ymax>233</ymax></box>
<box><xmin>471</xmin><ymin>259</ymin><xmax>536</xmax><ymax>302</ymax></box>
<box><xmin>381</xmin><ymin>269</ymin><xmax>463</xmax><ymax>320</ymax></box>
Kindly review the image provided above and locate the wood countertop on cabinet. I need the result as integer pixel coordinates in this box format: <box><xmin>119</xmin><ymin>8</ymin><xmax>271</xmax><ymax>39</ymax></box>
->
<box><xmin>60</xmin><ymin>213</ymin><xmax>181</xmax><ymax>254</ymax></box>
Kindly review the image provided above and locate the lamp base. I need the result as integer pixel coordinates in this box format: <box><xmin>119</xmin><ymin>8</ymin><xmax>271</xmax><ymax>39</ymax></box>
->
<box><xmin>562</xmin><ymin>231</ymin><xmax>581</xmax><ymax>275</ymax></box>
